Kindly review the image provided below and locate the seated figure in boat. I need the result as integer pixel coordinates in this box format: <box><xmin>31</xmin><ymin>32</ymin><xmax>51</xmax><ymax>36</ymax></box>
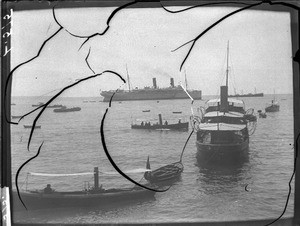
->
<box><xmin>165</xmin><ymin>121</ymin><xmax>168</xmax><ymax>125</ymax></box>
<box><xmin>141</xmin><ymin>121</ymin><xmax>144</xmax><ymax>126</ymax></box>
<box><xmin>44</xmin><ymin>184</ymin><xmax>54</xmax><ymax>194</ymax></box>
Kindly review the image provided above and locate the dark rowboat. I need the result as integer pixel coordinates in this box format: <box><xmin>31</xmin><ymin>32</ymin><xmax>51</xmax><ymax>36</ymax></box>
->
<box><xmin>53</xmin><ymin>106</ymin><xmax>81</xmax><ymax>113</ymax></box>
<box><xmin>24</xmin><ymin>125</ymin><xmax>41</xmax><ymax>129</ymax></box>
<box><xmin>144</xmin><ymin>157</ymin><xmax>183</xmax><ymax>184</ymax></box>
<box><xmin>142</xmin><ymin>110</ymin><xmax>150</xmax><ymax>112</ymax></box>
<box><xmin>172</xmin><ymin>111</ymin><xmax>182</xmax><ymax>114</ymax></box>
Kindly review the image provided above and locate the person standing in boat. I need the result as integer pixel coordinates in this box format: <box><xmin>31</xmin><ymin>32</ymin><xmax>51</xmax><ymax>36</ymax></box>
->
<box><xmin>44</xmin><ymin>184</ymin><xmax>54</xmax><ymax>194</ymax></box>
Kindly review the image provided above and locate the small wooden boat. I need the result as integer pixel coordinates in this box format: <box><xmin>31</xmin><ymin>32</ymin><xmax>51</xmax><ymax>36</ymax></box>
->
<box><xmin>131</xmin><ymin>114</ymin><xmax>188</xmax><ymax>131</ymax></box>
<box><xmin>24</xmin><ymin>125</ymin><xmax>41</xmax><ymax>129</ymax></box>
<box><xmin>32</xmin><ymin>102</ymin><xmax>44</xmax><ymax>107</ymax></box>
<box><xmin>144</xmin><ymin>157</ymin><xmax>183</xmax><ymax>184</ymax></box>
<box><xmin>53</xmin><ymin>106</ymin><xmax>81</xmax><ymax>113</ymax></box>
<box><xmin>12</xmin><ymin>115</ymin><xmax>22</xmax><ymax>119</ymax></box>
<box><xmin>46</xmin><ymin>104</ymin><xmax>64</xmax><ymax>108</ymax></box>
<box><xmin>13</xmin><ymin>167</ymin><xmax>155</xmax><ymax>210</ymax></box>
<box><xmin>172</xmin><ymin>111</ymin><xmax>182</xmax><ymax>114</ymax></box>
<box><xmin>142</xmin><ymin>110</ymin><xmax>150</xmax><ymax>112</ymax></box>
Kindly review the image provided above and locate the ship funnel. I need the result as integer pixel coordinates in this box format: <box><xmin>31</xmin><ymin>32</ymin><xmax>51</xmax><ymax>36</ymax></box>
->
<box><xmin>158</xmin><ymin>114</ymin><xmax>163</xmax><ymax>125</ymax></box>
<box><xmin>152</xmin><ymin>78</ymin><xmax>157</xmax><ymax>89</ymax></box>
<box><xmin>220</xmin><ymin>86</ymin><xmax>228</xmax><ymax>112</ymax></box>
<box><xmin>170</xmin><ymin>78</ymin><xmax>174</xmax><ymax>88</ymax></box>
<box><xmin>94</xmin><ymin>167</ymin><xmax>99</xmax><ymax>190</ymax></box>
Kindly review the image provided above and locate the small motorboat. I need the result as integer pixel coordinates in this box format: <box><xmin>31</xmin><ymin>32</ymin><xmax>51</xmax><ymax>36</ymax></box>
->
<box><xmin>24</xmin><ymin>125</ymin><xmax>41</xmax><ymax>129</ymax></box>
<box><xmin>265</xmin><ymin>100</ymin><xmax>280</xmax><ymax>112</ymax></box>
<box><xmin>142</xmin><ymin>110</ymin><xmax>150</xmax><ymax>112</ymax></box>
<box><xmin>32</xmin><ymin>102</ymin><xmax>44</xmax><ymax>107</ymax></box>
<box><xmin>53</xmin><ymin>106</ymin><xmax>81</xmax><ymax>113</ymax></box>
<box><xmin>172</xmin><ymin>111</ymin><xmax>182</xmax><ymax>114</ymax></box>
<box><xmin>131</xmin><ymin>114</ymin><xmax>188</xmax><ymax>131</ymax></box>
<box><xmin>46</xmin><ymin>104</ymin><xmax>64</xmax><ymax>108</ymax></box>
<box><xmin>144</xmin><ymin>156</ymin><xmax>183</xmax><ymax>184</ymax></box>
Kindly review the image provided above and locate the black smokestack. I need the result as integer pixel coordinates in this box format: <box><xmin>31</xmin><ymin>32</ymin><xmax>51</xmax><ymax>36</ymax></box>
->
<box><xmin>152</xmin><ymin>78</ymin><xmax>157</xmax><ymax>89</ymax></box>
<box><xmin>220</xmin><ymin>86</ymin><xmax>228</xmax><ymax>112</ymax></box>
<box><xmin>158</xmin><ymin>114</ymin><xmax>162</xmax><ymax>125</ymax></box>
<box><xmin>170</xmin><ymin>78</ymin><xmax>174</xmax><ymax>88</ymax></box>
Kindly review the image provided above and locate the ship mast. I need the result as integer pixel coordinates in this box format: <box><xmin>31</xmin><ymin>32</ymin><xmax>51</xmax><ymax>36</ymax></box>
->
<box><xmin>226</xmin><ymin>41</ymin><xmax>229</xmax><ymax>88</ymax></box>
<box><xmin>126</xmin><ymin>65</ymin><xmax>131</xmax><ymax>92</ymax></box>
<box><xmin>184</xmin><ymin>69</ymin><xmax>188</xmax><ymax>90</ymax></box>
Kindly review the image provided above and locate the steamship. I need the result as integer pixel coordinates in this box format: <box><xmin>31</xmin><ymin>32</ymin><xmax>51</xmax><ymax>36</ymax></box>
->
<box><xmin>100</xmin><ymin>77</ymin><xmax>202</xmax><ymax>102</ymax></box>
<box><xmin>194</xmin><ymin>42</ymin><xmax>257</xmax><ymax>163</ymax></box>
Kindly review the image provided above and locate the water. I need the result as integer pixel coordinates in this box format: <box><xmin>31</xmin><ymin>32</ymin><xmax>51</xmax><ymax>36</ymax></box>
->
<box><xmin>11</xmin><ymin>94</ymin><xmax>294</xmax><ymax>224</ymax></box>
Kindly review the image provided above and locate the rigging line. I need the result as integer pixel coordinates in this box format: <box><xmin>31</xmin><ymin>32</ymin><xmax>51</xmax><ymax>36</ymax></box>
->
<box><xmin>4</xmin><ymin>27</ymin><xmax>63</xmax><ymax>125</ymax></box>
<box><xmin>264</xmin><ymin>132</ymin><xmax>300</xmax><ymax>226</ymax></box>
<box><xmin>15</xmin><ymin>142</ymin><xmax>44</xmax><ymax>210</ymax></box>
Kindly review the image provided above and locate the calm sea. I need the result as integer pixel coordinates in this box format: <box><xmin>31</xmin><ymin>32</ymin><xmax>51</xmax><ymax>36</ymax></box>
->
<box><xmin>11</xmin><ymin>94</ymin><xmax>294</xmax><ymax>224</ymax></box>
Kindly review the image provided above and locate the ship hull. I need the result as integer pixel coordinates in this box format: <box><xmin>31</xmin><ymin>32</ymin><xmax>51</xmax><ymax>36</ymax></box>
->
<box><xmin>101</xmin><ymin>89</ymin><xmax>202</xmax><ymax>102</ymax></box>
<box><xmin>13</xmin><ymin>188</ymin><xmax>155</xmax><ymax>211</ymax></box>
<box><xmin>131</xmin><ymin>122</ymin><xmax>188</xmax><ymax>131</ymax></box>
<box><xmin>228</xmin><ymin>93</ymin><xmax>264</xmax><ymax>97</ymax></box>
<box><xmin>196</xmin><ymin>139</ymin><xmax>249</xmax><ymax>164</ymax></box>
<box><xmin>265</xmin><ymin>105</ymin><xmax>280</xmax><ymax>112</ymax></box>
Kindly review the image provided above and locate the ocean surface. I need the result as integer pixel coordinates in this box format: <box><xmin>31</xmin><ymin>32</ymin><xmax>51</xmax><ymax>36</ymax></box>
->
<box><xmin>10</xmin><ymin>94</ymin><xmax>294</xmax><ymax>224</ymax></box>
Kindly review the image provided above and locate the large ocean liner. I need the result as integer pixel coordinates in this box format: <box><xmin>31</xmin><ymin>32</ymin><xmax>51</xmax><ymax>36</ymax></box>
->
<box><xmin>100</xmin><ymin>77</ymin><xmax>202</xmax><ymax>102</ymax></box>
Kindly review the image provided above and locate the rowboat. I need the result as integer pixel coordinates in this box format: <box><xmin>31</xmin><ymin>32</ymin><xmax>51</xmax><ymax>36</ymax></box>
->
<box><xmin>24</xmin><ymin>125</ymin><xmax>41</xmax><ymax>129</ymax></box>
<box><xmin>144</xmin><ymin>157</ymin><xmax>183</xmax><ymax>184</ymax></box>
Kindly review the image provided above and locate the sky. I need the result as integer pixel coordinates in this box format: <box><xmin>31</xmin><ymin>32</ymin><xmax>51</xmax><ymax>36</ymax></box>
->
<box><xmin>10</xmin><ymin>4</ymin><xmax>293</xmax><ymax>97</ymax></box>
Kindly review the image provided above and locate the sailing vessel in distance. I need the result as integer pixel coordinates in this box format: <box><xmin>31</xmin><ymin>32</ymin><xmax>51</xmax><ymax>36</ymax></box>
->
<box><xmin>100</xmin><ymin>68</ymin><xmax>202</xmax><ymax>102</ymax></box>
<box><xmin>193</xmin><ymin>42</ymin><xmax>257</xmax><ymax>163</ymax></box>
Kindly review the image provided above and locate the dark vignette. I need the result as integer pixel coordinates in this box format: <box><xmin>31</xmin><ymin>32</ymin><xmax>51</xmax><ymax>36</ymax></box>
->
<box><xmin>0</xmin><ymin>0</ymin><xmax>299</xmax><ymax>225</ymax></box>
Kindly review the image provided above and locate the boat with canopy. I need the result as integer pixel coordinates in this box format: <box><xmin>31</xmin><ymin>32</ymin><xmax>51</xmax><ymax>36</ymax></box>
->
<box><xmin>13</xmin><ymin>167</ymin><xmax>155</xmax><ymax>210</ymax></box>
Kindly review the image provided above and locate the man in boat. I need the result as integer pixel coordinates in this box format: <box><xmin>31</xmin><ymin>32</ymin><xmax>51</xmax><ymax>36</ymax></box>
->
<box><xmin>44</xmin><ymin>184</ymin><xmax>54</xmax><ymax>194</ymax></box>
<box><xmin>165</xmin><ymin>121</ymin><xmax>168</xmax><ymax>125</ymax></box>
<box><xmin>141</xmin><ymin>121</ymin><xmax>144</xmax><ymax>126</ymax></box>
<box><xmin>178</xmin><ymin>119</ymin><xmax>181</xmax><ymax>124</ymax></box>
